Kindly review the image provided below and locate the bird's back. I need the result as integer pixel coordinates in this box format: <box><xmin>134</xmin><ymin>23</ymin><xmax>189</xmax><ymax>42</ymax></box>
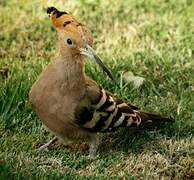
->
<box><xmin>74</xmin><ymin>77</ymin><xmax>140</xmax><ymax>133</ymax></box>
<box><xmin>74</xmin><ymin>77</ymin><xmax>173</xmax><ymax>133</ymax></box>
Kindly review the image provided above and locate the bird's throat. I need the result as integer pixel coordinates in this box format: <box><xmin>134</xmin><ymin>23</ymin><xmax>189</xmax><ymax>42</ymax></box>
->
<box><xmin>55</xmin><ymin>55</ymin><xmax>86</xmax><ymax>95</ymax></box>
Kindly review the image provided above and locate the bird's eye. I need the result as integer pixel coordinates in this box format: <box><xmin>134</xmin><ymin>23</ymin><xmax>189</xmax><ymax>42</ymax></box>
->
<box><xmin>67</xmin><ymin>38</ymin><xmax>73</xmax><ymax>45</ymax></box>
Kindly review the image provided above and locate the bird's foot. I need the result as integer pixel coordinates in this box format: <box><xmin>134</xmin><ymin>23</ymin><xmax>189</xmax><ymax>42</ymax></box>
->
<box><xmin>37</xmin><ymin>137</ymin><xmax>58</xmax><ymax>152</ymax></box>
<box><xmin>89</xmin><ymin>147</ymin><xmax>97</xmax><ymax>158</ymax></box>
<box><xmin>88</xmin><ymin>134</ymin><xmax>98</xmax><ymax>158</ymax></box>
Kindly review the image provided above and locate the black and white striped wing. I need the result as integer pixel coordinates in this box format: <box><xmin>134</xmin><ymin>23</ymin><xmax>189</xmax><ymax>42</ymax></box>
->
<box><xmin>75</xmin><ymin>86</ymin><xmax>141</xmax><ymax>133</ymax></box>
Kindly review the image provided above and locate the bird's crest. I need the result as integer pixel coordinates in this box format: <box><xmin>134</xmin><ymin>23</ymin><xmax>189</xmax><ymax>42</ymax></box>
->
<box><xmin>47</xmin><ymin>7</ymin><xmax>93</xmax><ymax>46</ymax></box>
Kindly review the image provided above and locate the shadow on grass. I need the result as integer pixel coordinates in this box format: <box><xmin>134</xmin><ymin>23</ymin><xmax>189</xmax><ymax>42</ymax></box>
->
<box><xmin>98</xmin><ymin>122</ymin><xmax>194</xmax><ymax>156</ymax></box>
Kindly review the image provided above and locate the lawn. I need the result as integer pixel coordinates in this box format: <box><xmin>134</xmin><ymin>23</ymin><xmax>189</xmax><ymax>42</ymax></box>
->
<box><xmin>0</xmin><ymin>0</ymin><xmax>194</xmax><ymax>179</ymax></box>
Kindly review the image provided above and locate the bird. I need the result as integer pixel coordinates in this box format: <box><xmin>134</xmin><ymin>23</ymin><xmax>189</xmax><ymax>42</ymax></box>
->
<box><xmin>29</xmin><ymin>7</ymin><xmax>174</xmax><ymax>157</ymax></box>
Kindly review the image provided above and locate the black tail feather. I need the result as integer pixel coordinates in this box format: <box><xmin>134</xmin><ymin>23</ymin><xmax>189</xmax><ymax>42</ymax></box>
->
<box><xmin>137</xmin><ymin>111</ymin><xmax>174</xmax><ymax>128</ymax></box>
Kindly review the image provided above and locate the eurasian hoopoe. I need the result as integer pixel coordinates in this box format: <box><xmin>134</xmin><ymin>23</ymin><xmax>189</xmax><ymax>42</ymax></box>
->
<box><xmin>29</xmin><ymin>7</ymin><xmax>173</xmax><ymax>157</ymax></box>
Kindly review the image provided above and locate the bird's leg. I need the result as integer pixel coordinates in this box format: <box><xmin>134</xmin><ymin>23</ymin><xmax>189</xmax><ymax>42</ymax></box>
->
<box><xmin>89</xmin><ymin>134</ymin><xmax>99</xmax><ymax>158</ymax></box>
<box><xmin>38</xmin><ymin>136</ymin><xmax>58</xmax><ymax>151</ymax></box>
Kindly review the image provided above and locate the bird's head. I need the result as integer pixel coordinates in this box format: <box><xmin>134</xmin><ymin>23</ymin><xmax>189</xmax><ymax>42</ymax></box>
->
<box><xmin>47</xmin><ymin>7</ymin><xmax>114</xmax><ymax>81</ymax></box>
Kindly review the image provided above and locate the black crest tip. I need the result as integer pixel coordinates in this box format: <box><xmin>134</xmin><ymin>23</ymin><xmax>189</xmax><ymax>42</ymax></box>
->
<box><xmin>47</xmin><ymin>6</ymin><xmax>57</xmax><ymax>15</ymax></box>
<box><xmin>47</xmin><ymin>7</ymin><xmax>67</xmax><ymax>18</ymax></box>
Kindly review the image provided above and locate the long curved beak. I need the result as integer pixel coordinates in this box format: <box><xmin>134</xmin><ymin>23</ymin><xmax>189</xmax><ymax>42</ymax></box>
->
<box><xmin>80</xmin><ymin>45</ymin><xmax>114</xmax><ymax>81</ymax></box>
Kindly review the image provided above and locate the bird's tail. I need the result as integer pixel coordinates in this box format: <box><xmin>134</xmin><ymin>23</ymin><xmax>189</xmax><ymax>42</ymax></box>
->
<box><xmin>135</xmin><ymin>111</ymin><xmax>174</xmax><ymax>128</ymax></box>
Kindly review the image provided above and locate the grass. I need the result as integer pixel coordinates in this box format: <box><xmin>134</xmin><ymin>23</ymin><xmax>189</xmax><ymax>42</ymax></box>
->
<box><xmin>0</xmin><ymin>0</ymin><xmax>194</xmax><ymax>179</ymax></box>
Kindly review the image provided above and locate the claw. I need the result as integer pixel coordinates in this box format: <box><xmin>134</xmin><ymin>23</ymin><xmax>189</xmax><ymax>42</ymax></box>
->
<box><xmin>37</xmin><ymin>137</ymin><xmax>58</xmax><ymax>152</ymax></box>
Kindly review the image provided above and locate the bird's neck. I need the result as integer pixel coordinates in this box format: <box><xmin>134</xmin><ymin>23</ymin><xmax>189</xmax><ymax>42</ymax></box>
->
<box><xmin>54</xmin><ymin>55</ymin><xmax>86</xmax><ymax>95</ymax></box>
